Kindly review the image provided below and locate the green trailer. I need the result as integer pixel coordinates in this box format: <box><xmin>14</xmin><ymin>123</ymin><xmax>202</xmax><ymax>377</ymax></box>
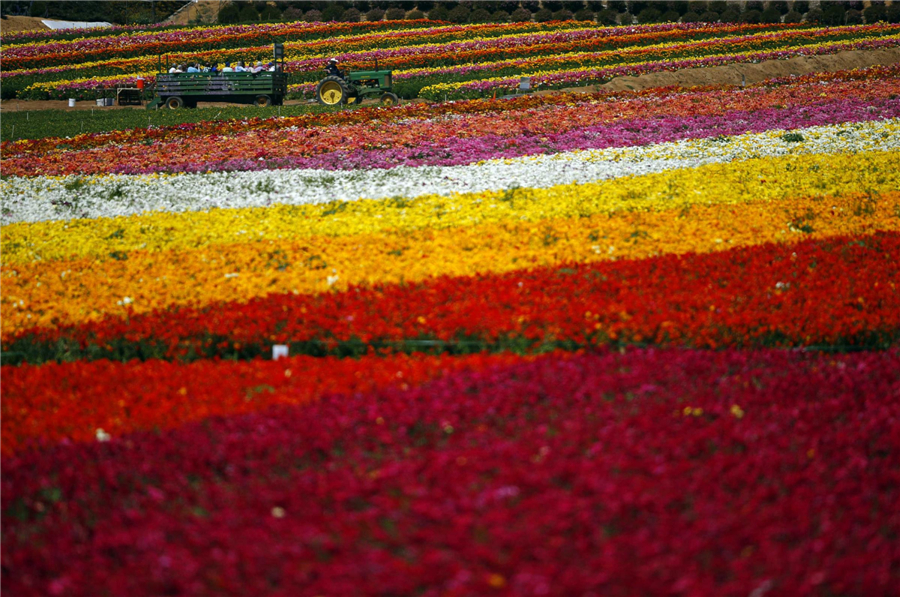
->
<box><xmin>147</xmin><ymin>43</ymin><xmax>287</xmax><ymax>110</ymax></box>
<box><xmin>147</xmin><ymin>71</ymin><xmax>288</xmax><ymax>109</ymax></box>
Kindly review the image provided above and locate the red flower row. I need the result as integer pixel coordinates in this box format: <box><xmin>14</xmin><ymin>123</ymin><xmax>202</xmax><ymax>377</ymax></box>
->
<box><xmin>3</xmin><ymin>347</ymin><xmax>898</xmax><ymax>595</ymax></box>
<box><xmin>9</xmin><ymin>232</ymin><xmax>899</xmax><ymax>364</ymax></box>
<box><xmin>0</xmin><ymin>352</ymin><xmax>523</xmax><ymax>457</ymax></box>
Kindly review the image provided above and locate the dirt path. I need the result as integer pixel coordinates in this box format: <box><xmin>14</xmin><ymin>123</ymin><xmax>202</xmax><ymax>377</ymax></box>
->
<box><xmin>1</xmin><ymin>47</ymin><xmax>897</xmax><ymax>114</ymax></box>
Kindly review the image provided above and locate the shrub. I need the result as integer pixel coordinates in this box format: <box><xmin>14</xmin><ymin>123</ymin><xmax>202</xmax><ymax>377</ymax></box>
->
<box><xmin>407</xmin><ymin>9</ymin><xmax>424</xmax><ymax>20</ymax></box>
<box><xmin>637</xmin><ymin>7</ymin><xmax>662</xmax><ymax>23</ymax></box>
<box><xmin>282</xmin><ymin>6</ymin><xmax>303</xmax><ymax>21</ymax></box>
<box><xmin>681</xmin><ymin>10</ymin><xmax>700</xmax><ymax>22</ymax></box>
<box><xmin>384</xmin><ymin>7</ymin><xmax>406</xmax><ymax>20</ymax></box>
<box><xmin>618</xmin><ymin>11</ymin><xmax>634</xmax><ymax>24</ymax></box>
<box><xmin>708</xmin><ymin>1</ymin><xmax>727</xmax><ymax>14</ymax></box>
<box><xmin>596</xmin><ymin>9</ymin><xmax>618</xmax><ymax>24</ymax></box>
<box><xmin>804</xmin><ymin>7</ymin><xmax>823</xmax><ymax>23</ymax></box>
<box><xmin>783</xmin><ymin>9</ymin><xmax>802</xmax><ymax>23</ymax></box>
<box><xmin>491</xmin><ymin>10</ymin><xmax>510</xmax><ymax>22</ymax></box>
<box><xmin>259</xmin><ymin>5</ymin><xmax>281</xmax><ymax>21</ymax></box>
<box><xmin>321</xmin><ymin>3</ymin><xmax>344</xmax><ymax>21</ymax></box>
<box><xmin>719</xmin><ymin>6</ymin><xmax>739</xmax><ymax>22</ymax></box>
<box><xmin>339</xmin><ymin>7</ymin><xmax>359</xmax><ymax>21</ymax></box>
<box><xmin>661</xmin><ymin>10</ymin><xmax>680</xmax><ymax>22</ymax></box>
<box><xmin>510</xmin><ymin>7</ymin><xmax>532</xmax><ymax>21</ymax></box>
<box><xmin>745</xmin><ymin>1</ymin><xmax>764</xmax><ymax>12</ymax></box>
<box><xmin>740</xmin><ymin>9</ymin><xmax>761</xmax><ymax>23</ymax></box>
<box><xmin>552</xmin><ymin>9</ymin><xmax>574</xmax><ymax>20</ymax></box>
<box><xmin>887</xmin><ymin>5</ymin><xmax>900</xmax><ymax>23</ymax></box>
<box><xmin>217</xmin><ymin>3</ymin><xmax>240</xmax><ymax>23</ymax></box>
<box><xmin>781</xmin><ymin>132</ymin><xmax>804</xmax><ymax>143</ymax></box>
<box><xmin>769</xmin><ymin>1</ymin><xmax>789</xmax><ymax>15</ymax></box>
<box><xmin>365</xmin><ymin>7</ymin><xmax>384</xmax><ymax>20</ymax></box>
<box><xmin>863</xmin><ymin>3</ymin><xmax>886</xmax><ymax>23</ymax></box>
<box><xmin>302</xmin><ymin>9</ymin><xmax>322</xmax><ymax>22</ymax></box>
<box><xmin>447</xmin><ymin>5</ymin><xmax>470</xmax><ymax>22</ymax></box>
<box><xmin>792</xmin><ymin>1</ymin><xmax>810</xmax><ymax>14</ymax></box>
<box><xmin>842</xmin><ymin>8</ymin><xmax>861</xmax><ymax>25</ymax></box>
<box><xmin>820</xmin><ymin>3</ymin><xmax>844</xmax><ymax>26</ymax></box>
<box><xmin>427</xmin><ymin>5</ymin><xmax>449</xmax><ymax>20</ymax></box>
<box><xmin>238</xmin><ymin>4</ymin><xmax>259</xmax><ymax>22</ymax></box>
<box><xmin>469</xmin><ymin>7</ymin><xmax>491</xmax><ymax>22</ymax></box>
<box><xmin>534</xmin><ymin>8</ymin><xmax>553</xmax><ymax>22</ymax></box>
<box><xmin>574</xmin><ymin>8</ymin><xmax>595</xmax><ymax>21</ymax></box>
<box><xmin>760</xmin><ymin>7</ymin><xmax>781</xmax><ymax>23</ymax></box>
<box><xmin>699</xmin><ymin>10</ymin><xmax>719</xmax><ymax>22</ymax></box>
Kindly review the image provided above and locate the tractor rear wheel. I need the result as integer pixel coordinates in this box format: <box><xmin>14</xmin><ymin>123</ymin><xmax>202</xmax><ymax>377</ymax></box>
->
<box><xmin>380</xmin><ymin>92</ymin><xmax>400</xmax><ymax>107</ymax></box>
<box><xmin>254</xmin><ymin>95</ymin><xmax>272</xmax><ymax>107</ymax></box>
<box><xmin>316</xmin><ymin>76</ymin><xmax>352</xmax><ymax>105</ymax></box>
<box><xmin>165</xmin><ymin>96</ymin><xmax>184</xmax><ymax>110</ymax></box>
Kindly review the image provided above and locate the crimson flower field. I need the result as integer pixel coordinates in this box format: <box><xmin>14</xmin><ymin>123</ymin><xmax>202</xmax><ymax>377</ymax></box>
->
<box><xmin>2</xmin><ymin>14</ymin><xmax>899</xmax><ymax>597</ymax></box>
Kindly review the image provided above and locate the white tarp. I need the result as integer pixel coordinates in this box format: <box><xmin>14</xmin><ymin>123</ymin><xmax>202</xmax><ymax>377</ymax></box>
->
<box><xmin>41</xmin><ymin>19</ymin><xmax>112</xmax><ymax>30</ymax></box>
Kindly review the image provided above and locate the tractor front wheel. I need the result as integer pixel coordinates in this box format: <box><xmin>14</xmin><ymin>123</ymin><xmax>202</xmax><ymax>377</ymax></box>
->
<box><xmin>316</xmin><ymin>76</ymin><xmax>352</xmax><ymax>106</ymax></box>
<box><xmin>165</xmin><ymin>96</ymin><xmax>184</xmax><ymax>110</ymax></box>
<box><xmin>380</xmin><ymin>92</ymin><xmax>400</xmax><ymax>107</ymax></box>
<box><xmin>254</xmin><ymin>95</ymin><xmax>272</xmax><ymax>108</ymax></box>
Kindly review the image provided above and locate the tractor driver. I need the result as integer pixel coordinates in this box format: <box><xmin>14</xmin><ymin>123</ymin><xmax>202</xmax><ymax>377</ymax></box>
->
<box><xmin>325</xmin><ymin>58</ymin><xmax>345</xmax><ymax>79</ymax></box>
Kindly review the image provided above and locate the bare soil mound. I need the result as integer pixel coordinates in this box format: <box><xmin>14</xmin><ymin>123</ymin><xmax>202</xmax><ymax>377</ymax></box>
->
<box><xmin>0</xmin><ymin>15</ymin><xmax>51</xmax><ymax>34</ymax></box>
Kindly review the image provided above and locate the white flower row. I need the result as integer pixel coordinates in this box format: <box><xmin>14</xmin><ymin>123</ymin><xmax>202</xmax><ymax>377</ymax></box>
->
<box><xmin>2</xmin><ymin>119</ymin><xmax>898</xmax><ymax>225</ymax></box>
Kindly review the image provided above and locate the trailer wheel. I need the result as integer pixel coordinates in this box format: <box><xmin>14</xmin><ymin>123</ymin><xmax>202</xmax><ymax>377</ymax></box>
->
<box><xmin>165</xmin><ymin>96</ymin><xmax>184</xmax><ymax>110</ymax></box>
<box><xmin>254</xmin><ymin>95</ymin><xmax>272</xmax><ymax>108</ymax></box>
<box><xmin>316</xmin><ymin>76</ymin><xmax>351</xmax><ymax>105</ymax></box>
<box><xmin>380</xmin><ymin>92</ymin><xmax>400</xmax><ymax>107</ymax></box>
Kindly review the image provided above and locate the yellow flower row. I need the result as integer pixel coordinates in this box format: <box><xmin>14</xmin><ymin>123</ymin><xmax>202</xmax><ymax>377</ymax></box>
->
<box><xmin>3</xmin><ymin>186</ymin><xmax>898</xmax><ymax>338</ymax></box>
<box><xmin>3</xmin><ymin>151</ymin><xmax>898</xmax><ymax>266</ymax></box>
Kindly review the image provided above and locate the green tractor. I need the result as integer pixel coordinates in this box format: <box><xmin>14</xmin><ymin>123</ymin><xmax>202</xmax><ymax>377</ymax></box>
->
<box><xmin>315</xmin><ymin>60</ymin><xmax>399</xmax><ymax>107</ymax></box>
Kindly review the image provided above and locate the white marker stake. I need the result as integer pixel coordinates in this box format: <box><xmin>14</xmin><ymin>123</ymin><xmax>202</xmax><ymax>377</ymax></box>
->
<box><xmin>272</xmin><ymin>345</ymin><xmax>289</xmax><ymax>360</ymax></box>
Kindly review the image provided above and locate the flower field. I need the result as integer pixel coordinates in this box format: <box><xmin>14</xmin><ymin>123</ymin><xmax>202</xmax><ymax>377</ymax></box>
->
<box><xmin>3</xmin><ymin>18</ymin><xmax>899</xmax><ymax>100</ymax></box>
<box><xmin>2</xmin><ymin>14</ymin><xmax>900</xmax><ymax>597</ymax></box>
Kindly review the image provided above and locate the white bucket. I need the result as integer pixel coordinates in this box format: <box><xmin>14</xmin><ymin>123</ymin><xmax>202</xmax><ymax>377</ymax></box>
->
<box><xmin>96</xmin><ymin>98</ymin><xmax>105</xmax><ymax>107</ymax></box>
<box><xmin>68</xmin><ymin>98</ymin><xmax>76</xmax><ymax>107</ymax></box>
